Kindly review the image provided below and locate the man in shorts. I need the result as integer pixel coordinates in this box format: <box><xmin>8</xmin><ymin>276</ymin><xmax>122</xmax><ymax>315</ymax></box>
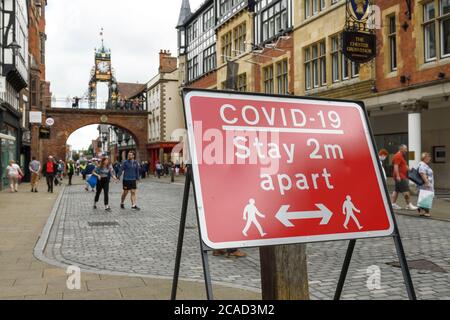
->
<box><xmin>118</xmin><ymin>151</ymin><xmax>141</xmax><ymax>211</ymax></box>
<box><xmin>391</xmin><ymin>144</ymin><xmax>417</xmax><ymax>210</ymax></box>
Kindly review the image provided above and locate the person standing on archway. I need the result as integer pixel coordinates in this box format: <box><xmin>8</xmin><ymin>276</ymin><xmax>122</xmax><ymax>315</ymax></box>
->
<box><xmin>118</xmin><ymin>151</ymin><xmax>141</xmax><ymax>211</ymax></box>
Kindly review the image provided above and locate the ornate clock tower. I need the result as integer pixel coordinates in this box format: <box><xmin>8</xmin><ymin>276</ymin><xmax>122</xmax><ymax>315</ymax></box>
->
<box><xmin>88</xmin><ymin>30</ymin><xmax>119</xmax><ymax>109</ymax></box>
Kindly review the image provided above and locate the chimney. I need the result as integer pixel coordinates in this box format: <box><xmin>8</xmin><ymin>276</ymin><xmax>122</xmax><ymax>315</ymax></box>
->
<box><xmin>159</xmin><ymin>50</ymin><xmax>177</xmax><ymax>73</ymax></box>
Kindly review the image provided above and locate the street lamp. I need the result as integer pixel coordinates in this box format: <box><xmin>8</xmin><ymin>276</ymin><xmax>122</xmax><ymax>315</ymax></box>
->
<box><xmin>5</xmin><ymin>40</ymin><xmax>21</xmax><ymax>56</ymax></box>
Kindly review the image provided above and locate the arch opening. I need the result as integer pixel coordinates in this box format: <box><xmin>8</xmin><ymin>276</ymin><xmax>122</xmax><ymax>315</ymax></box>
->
<box><xmin>66</xmin><ymin>124</ymin><xmax>139</xmax><ymax>163</ymax></box>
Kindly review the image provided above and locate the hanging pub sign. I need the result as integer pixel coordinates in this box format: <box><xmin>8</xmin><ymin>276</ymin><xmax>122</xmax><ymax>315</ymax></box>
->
<box><xmin>343</xmin><ymin>0</ymin><xmax>376</xmax><ymax>63</ymax></box>
<box><xmin>349</xmin><ymin>0</ymin><xmax>370</xmax><ymax>21</ymax></box>
<box><xmin>342</xmin><ymin>31</ymin><xmax>376</xmax><ymax>63</ymax></box>
<box><xmin>39</xmin><ymin>126</ymin><xmax>51</xmax><ymax>139</ymax></box>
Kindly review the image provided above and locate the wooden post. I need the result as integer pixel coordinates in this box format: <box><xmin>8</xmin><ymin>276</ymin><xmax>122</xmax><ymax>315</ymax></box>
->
<box><xmin>260</xmin><ymin>244</ymin><xmax>310</xmax><ymax>300</ymax></box>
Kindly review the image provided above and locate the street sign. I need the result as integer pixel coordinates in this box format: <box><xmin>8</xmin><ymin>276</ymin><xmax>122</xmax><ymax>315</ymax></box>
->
<box><xmin>29</xmin><ymin>111</ymin><xmax>43</xmax><ymax>124</ymax></box>
<box><xmin>39</xmin><ymin>126</ymin><xmax>51</xmax><ymax>139</ymax></box>
<box><xmin>342</xmin><ymin>31</ymin><xmax>376</xmax><ymax>63</ymax></box>
<box><xmin>45</xmin><ymin>117</ymin><xmax>55</xmax><ymax>127</ymax></box>
<box><xmin>183</xmin><ymin>90</ymin><xmax>394</xmax><ymax>250</ymax></box>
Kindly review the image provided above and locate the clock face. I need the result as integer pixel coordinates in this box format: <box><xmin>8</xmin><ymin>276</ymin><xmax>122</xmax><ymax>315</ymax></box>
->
<box><xmin>97</xmin><ymin>61</ymin><xmax>110</xmax><ymax>73</ymax></box>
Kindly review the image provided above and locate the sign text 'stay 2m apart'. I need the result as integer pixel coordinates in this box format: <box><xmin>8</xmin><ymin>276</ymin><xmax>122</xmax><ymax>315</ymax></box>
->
<box><xmin>183</xmin><ymin>90</ymin><xmax>394</xmax><ymax>250</ymax></box>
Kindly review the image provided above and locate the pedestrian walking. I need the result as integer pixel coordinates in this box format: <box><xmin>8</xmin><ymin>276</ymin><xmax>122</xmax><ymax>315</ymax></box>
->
<box><xmin>378</xmin><ymin>149</ymin><xmax>389</xmax><ymax>180</ymax></box>
<box><xmin>43</xmin><ymin>156</ymin><xmax>56</xmax><ymax>193</ymax></box>
<box><xmin>417</xmin><ymin>152</ymin><xmax>435</xmax><ymax>217</ymax></box>
<box><xmin>156</xmin><ymin>161</ymin><xmax>163</xmax><ymax>179</ymax></box>
<box><xmin>66</xmin><ymin>160</ymin><xmax>75</xmax><ymax>186</ymax></box>
<box><xmin>175</xmin><ymin>160</ymin><xmax>180</xmax><ymax>176</ymax></box>
<box><xmin>113</xmin><ymin>161</ymin><xmax>120</xmax><ymax>177</ymax></box>
<box><xmin>5</xmin><ymin>160</ymin><xmax>23</xmax><ymax>193</ymax></box>
<box><xmin>29</xmin><ymin>156</ymin><xmax>41</xmax><ymax>192</ymax></box>
<box><xmin>84</xmin><ymin>161</ymin><xmax>96</xmax><ymax>192</ymax></box>
<box><xmin>391</xmin><ymin>144</ymin><xmax>417</xmax><ymax>210</ymax></box>
<box><xmin>80</xmin><ymin>162</ymin><xmax>87</xmax><ymax>180</ymax></box>
<box><xmin>57</xmin><ymin>160</ymin><xmax>65</xmax><ymax>182</ymax></box>
<box><xmin>93</xmin><ymin>157</ymin><xmax>118</xmax><ymax>211</ymax></box>
<box><xmin>118</xmin><ymin>151</ymin><xmax>141</xmax><ymax>210</ymax></box>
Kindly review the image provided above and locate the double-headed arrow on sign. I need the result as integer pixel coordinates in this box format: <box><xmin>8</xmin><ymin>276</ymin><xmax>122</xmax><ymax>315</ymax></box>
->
<box><xmin>275</xmin><ymin>204</ymin><xmax>333</xmax><ymax>227</ymax></box>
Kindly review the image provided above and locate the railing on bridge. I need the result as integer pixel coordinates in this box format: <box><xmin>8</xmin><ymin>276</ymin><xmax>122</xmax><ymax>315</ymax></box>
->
<box><xmin>51</xmin><ymin>97</ymin><xmax>146</xmax><ymax>111</ymax></box>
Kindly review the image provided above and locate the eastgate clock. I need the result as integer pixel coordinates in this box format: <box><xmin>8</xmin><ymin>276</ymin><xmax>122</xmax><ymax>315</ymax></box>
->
<box><xmin>97</xmin><ymin>61</ymin><xmax>110</xmax><ymax>73</ymax></box>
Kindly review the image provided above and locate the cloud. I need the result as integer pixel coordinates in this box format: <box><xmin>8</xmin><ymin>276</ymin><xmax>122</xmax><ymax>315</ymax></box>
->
<box><xmin>47</xmin><ymin>0</ymin><xmax>205</xmax><ymax>150</ymax></box>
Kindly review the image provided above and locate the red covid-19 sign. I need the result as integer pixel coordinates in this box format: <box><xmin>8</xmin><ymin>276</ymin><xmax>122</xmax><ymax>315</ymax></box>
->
<box><xmin>184</xmin><ymin>90</ymin><xmax>394</xmax><ymax>249</ymax></box>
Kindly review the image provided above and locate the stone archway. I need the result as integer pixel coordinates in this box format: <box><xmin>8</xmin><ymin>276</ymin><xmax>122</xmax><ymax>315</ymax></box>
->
<box><xmin>37</xmin><ymin>109</ymin><xmax>148</xmax><ymax>163</ymax></box>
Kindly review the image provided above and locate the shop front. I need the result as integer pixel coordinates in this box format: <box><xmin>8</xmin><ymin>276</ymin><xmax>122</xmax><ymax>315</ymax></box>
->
<box><xmin>147</xmin><ymin>142</ymin><xmax>181</xmax><ymax>172</ymax></box>
<box><xmin>367</xmin><ymin>96</ymin><xmax>450</xmax><ymax>189</ymax></box>
<box><xmin>0</xmin><ymin>125</ymin><xmax>19</xmax><ymax>190</ymax></box>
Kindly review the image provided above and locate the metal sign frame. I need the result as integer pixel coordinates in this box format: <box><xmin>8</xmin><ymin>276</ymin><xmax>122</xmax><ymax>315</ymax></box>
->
<box><xmin>171</xmin><ymin>89</ymin><xmax>416</xmax><ymax>301</ymax></box>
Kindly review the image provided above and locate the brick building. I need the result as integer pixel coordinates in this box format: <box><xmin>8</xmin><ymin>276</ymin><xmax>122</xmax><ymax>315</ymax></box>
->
<box><xmin>364</xmin><ymin>0</ymin><xmax>450</xmax><ymax>188</ymax></box>
<box><xmin>177</xmin><ymin>0</ymin><xmax>294</xmax><ymax>94</ymax></box>
<box><xmin>146</xmin><ymin>50</ymin><xmax>185</xmax><ymax>170</ymax></box>
<box><xmin>28</xmin><ymin>0</ymin><xmax>49</xmax><ymax>170</ymax></box>
<box><xmin>176</xmin><ymin>0</ymin><xmax>450</xmax><ymax>189</ymax></box>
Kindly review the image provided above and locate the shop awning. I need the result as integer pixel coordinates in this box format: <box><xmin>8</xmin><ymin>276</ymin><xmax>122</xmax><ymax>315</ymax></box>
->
<box><xmin>0</xmin><ymin>133</ymin><xmax>16</xmax><ymax>141</ymax></box>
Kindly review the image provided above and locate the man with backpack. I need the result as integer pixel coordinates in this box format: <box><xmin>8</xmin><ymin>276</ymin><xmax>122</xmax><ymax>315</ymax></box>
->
<box><xmin>43</xmin><ymin>156</ymin><xmax>56</xmax><ymax>193</ymax></box>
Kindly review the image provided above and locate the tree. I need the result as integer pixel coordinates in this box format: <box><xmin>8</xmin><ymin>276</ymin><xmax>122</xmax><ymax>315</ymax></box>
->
<box><xmin>72</xmin><ymin>152</ymin><xmax>80</xmax><ymax>162</ymax></box>
<box><xmin>87</xmin><ymin>145</ymin><xmax>94</xmax><ymax>157</ymax></box>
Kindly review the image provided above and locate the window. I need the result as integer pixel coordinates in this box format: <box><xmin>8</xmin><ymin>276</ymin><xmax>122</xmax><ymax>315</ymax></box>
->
<box><xmin>262</xmin><ymin>0</ymin><xmax>288</xmax><ymax>42</ymax></box>
<box><xmin>424</xmin><ymin>2</ymin><xmax>437</xmax><ymax>61</ymax></box>
<box><xmin>276</xmin><ymin>60</ymin><xmax>288</xmax><ymax>94</ymax></box>
<box><xmin>187</xmin><ymin>59</ymin><xmax>193</xmax><ymax>81</ymax></box>
<box><xmin>423</xmin><ymin>0</ymin><xmax>450</xmax><ymax>61</ymax></box>
<box><xmin>221</xmin><ymin>31</ymin><xmax>232</xmax><ymax>63</ymax></box>
<box><xmin>192</xmin><ymin>56</ymin><xmax>199</xmax><ymax>78</ymax></box>
<box><xmin>220</xmin><ymin>0</ymin><xmax>239</xmax><ymax>15</ymax></box>
<box><xmin>40</xmin><ymin>33</ymin><xmax>46</xmax><ymax>65</ymax></box>
<box><xmin>234</xmin><ymin>22</ymin><xmax>246</xmax><ymax>56</ymax></box>
<box><xmin>331</xmin><ymin>34</ymin><xmax>359</xmax><ymax>82</ymax></box>
<box><xmin>31</xmin><ymin>78</ymin><xmax>38</xmax><ymax>107</ymax></box>
<box><xmin>203</xmin><ymin>7</ymin><xmax>214</xmax><ymax>31</ymax></box>
<box><xmin>203</xmin><ymin>45</ymin><xmax>216</xmax><ymax>73</ymax></box>
<box><xmin>388</xmin><ymin>15</ymin><xmax>397</xmax><ymax>71</ymax></box>
<box><xmin>320</xmin><ymin>41</ymin><xmax>326</xmax><ymax>86</ymax></box>
<box><xmin>441</xmin><ymin>0</ymin><xmax>450</xmax><ymax>56</ymax></box>
<box><xmin>187</xmin><ymin>24</ymin><xmax>195</xmax><ymax>43</ymax></box>
<box><xmin>312</xmin><ymin>45</ymin><xmax>320</xmax><ymax>87</ymax></box>
<box><xmin>305</xmin><ymin>48</ymin><xmax>312</xmax><ymax>89</ymax></box>
<box><xmin>331</xmin><ymin>36</ymin><xmax>339</xmax><ymax>82</ymax></box>
<box><xmin>305</xmin><ymin>41</ymin><xmax>326</xmax><ymax>90</ymax></box>
<box><xmin>263</xmin><ymin>65</ymin><xmax>274</xmax><ymax>93</ymax></box>
<box><xmin>237</xmin><ymin>73</ymin><xmax>247</xmax><ymax>92</ymax></box>
<box><xmin>305</xmin><ymin>0</ymin><xmax>326</xmax><ymax>19</ymax></box>
<box><xmin>192</xmin><ymin>21</ymin><xmax>198</xmax><ymax>40</ymax></box>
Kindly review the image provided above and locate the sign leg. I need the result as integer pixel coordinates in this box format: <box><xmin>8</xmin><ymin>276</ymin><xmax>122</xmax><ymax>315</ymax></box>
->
<box><xmin>189</xmin><ymin>165</ymin><xmax>214</xmax><ymax>300</ymax></box>
<box><xmin>334</xmin><ymin>239</ymin><xmax>356</xmax><ymax>300</ymax></box>
<box><xmin>392</xmin><ymin>226</ymin><xmax>417</xmax><ymax>300</ymax></box>
<box><xmin>200</xmin><ymin>248</ymin><xmax>214</xmax><ymax>300</ymax></box>
<box><xmin>170</xmin><ymin>166</ymin><xmax>192</xmax><ymax>300</ymax></box>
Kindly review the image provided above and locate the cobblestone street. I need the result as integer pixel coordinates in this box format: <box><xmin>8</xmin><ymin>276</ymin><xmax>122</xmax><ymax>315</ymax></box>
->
<box><xmin>38</xmin><ymin>178</ymin><xmax>450</xmax><ymax>300</ymax></box>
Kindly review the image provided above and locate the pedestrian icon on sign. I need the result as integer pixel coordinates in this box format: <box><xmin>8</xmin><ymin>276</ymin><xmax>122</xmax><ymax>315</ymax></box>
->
<box><xmin>242</xmin><ymin>199</ymin><xmax>267</xmax><ymax>238</ymax></box>
<box><xmin>342</xmin><ymin>195</ymin><xmax>363</xmax><ymax>230</ymax></box>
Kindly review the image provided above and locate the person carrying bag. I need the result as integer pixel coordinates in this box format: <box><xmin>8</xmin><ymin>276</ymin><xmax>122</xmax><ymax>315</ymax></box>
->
<box><xmin>416</xmin><ymin>152</ymin><xmax>435</xmax><ymax>217</ymax></box>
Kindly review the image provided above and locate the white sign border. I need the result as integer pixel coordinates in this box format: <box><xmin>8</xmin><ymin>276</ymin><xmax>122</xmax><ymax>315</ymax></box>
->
<box><xmin>184</xmin><ymin>90</ymin><xmax>395</xmax><ymax>250</ymax></box>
